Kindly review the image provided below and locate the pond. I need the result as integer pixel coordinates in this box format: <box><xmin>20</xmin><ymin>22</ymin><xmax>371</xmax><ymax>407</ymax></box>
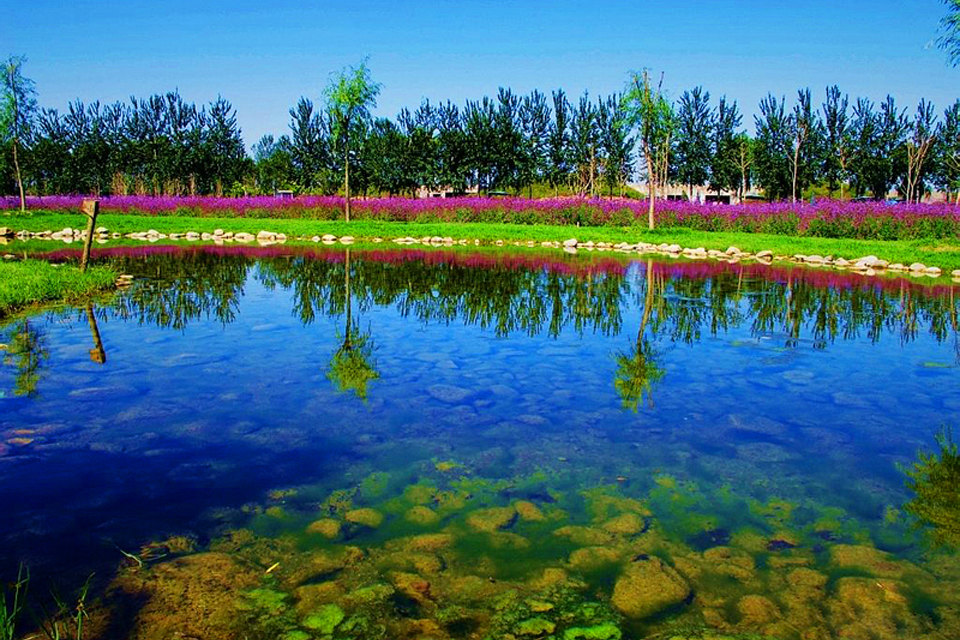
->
<box><xmin>2</xmin><ymin>244</ymin><xmax>960</xmax><ymax>640</ymax></box>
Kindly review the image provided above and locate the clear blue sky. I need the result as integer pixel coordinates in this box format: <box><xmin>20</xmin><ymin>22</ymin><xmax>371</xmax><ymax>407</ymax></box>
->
<box><xmin>4</xmin><ymin>0</ymin><xmax>957</xmax><ymax>149</ymax></box>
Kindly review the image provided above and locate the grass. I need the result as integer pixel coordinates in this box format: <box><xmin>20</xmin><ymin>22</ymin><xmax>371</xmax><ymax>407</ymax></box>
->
<box><xmin>0</xmin><ymin>260</ymin><xmax>117</xmax><ymax>318</ymax></box>
<box><xmin>0</xmin><ymin>564</ymin><xmax>26</xmax><ymax>640</ymax></box>
<box><xmin>4</xmin><ymin>209</ymin><xmax>960</xmax><ymax>271</ymax></box>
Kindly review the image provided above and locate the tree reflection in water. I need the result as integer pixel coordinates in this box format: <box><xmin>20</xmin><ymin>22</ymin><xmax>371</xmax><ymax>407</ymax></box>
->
<box><xmin>327</xmin><ymin>249</ymin><xmax>379</xmax><ymax>400</ymax></box>
<box><xmin>1</xmin><ymin>319</ymin><xmax>48</xmax><ymax>397</ymax></box>
<box><xmin>615</xmin><ymin>260</ymin><xmax>665</xmax><ymax>410</ymax></box>
<box><xmin>902</xmin><ymin>428</ymin><xmax>960</xmax><ymax>547</ymax></box>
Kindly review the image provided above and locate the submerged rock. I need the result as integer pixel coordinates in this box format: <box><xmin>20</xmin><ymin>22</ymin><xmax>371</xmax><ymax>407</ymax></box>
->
<box><xmin>301</xmin><ymin>603</ymin><xmax>345</xmax><ymax>634</ymax></box>
<box><xmin>427</xmin><ymin>384</ymin><xmax>473</xmax><ymax>404</ymax></box>
<box><xmin>405</xmin><ymin>505</ymin><xmax>440</xmax><ymax>526</ymax></box>
<box><xmin>306</xmin><ymin>518</ymin><xmax>341</xmax><ymax>539</ymax></box>
<box><xmin>345</xmin><ymin>508</ymin><xmax>384</xmax><ymax>528</ymax></box>
<box><xmin>466</xmin><ymin>506</ymin><xmax>517</xmax><ymax>532</ymax></box>
<box><xmin>107</xmin><ymin>552</ymin><xmax>259</xmax><ymax>640</ymax></box>
<box><xmin>516</xmin><ymin>617</ymin><xmax>556</xmax><ymax>636</ymax></box>
<box><xmin>611</xmin><ymin>556</ymin><xmax>691</xmax><ymax>619</ymax></box>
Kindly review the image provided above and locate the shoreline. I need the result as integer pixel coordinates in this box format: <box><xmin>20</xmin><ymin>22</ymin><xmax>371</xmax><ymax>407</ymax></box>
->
<box><xmin>3</xmin><ymin>216</ymin><xmax>960</xmax><ymax>281</ymax></box>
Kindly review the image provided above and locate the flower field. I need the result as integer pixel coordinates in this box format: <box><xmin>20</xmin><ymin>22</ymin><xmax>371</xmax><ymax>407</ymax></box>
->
<box><xmin>4</xmin><ymin>195</ymin><xmax>960</xmax><ymax>240</ymax></box>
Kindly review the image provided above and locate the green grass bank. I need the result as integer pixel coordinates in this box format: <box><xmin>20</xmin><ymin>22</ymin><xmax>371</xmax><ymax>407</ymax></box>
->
<box><xmin>4</xmin><ymin>209</ymin><xmax>960</xmax><ymax>272</ymax></box>
<box><xmin>0</xmin><ymin>260</ymin><xmax>117</xmax><ymax>318</ymax></box>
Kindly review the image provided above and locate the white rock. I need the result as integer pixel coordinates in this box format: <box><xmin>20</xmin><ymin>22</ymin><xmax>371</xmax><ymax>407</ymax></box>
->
<box><xmin>909</xmin><ymin>262</ymin><xmax>927</xmax><ymax>272</ymax></box>
<box><xmin>563</xmin><ymin>238</ymin><xmax>578</xmax><ymax>247</ymax></box>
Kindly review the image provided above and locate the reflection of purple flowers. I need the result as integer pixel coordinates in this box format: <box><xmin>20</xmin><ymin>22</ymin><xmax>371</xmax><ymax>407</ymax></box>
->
<box><xmin>5</xmin><ymin>195</ymin><xmax>960</xmax><ymax>239</ymax></box>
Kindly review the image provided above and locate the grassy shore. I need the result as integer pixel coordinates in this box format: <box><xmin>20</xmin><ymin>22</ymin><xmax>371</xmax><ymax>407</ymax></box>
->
<box><xmin>4</xmin><ymin>210</ymin><xmax>960</xmax><ymax>271</ymax></box>
<box><xmin>0</xmin><ymin>260</ymin><xmax>117</xmax><ymax>318</ymax></box>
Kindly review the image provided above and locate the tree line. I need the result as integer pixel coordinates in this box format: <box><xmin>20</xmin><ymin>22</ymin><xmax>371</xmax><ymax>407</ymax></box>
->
<box><xmin>3</xmin><ymin>56</ymin><xmax>960</xmax><ymax>204</ymax></box>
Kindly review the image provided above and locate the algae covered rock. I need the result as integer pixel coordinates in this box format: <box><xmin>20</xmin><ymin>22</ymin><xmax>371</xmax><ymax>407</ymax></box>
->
<box><xmin>301</xmin><ymin>603</ymin><xmax>345</xmax><ymax>634</ymax></box>
<box><xmin>516</xmin><ymin>616</ymin><xmax>556</xmax><ymax>636</ymax></box>
<box><xmin>405</xmin><ymin>505</ymin><xmax>440</xmax><ymax>526</ymax></box>
<box><xmin>466</xmin><ymin>505</ymin><xmax>517</xmax><ymax>532</ymax></box>
<box><xmin>601</xmin><ymin>513</ymin><xmax>646</xmax><ymax>536</ymax></box>
<box><xmin>611</xmin><ymin>556</ymin><xmax>691</xmax><ymax>619</ymax></box>
<box><xmin>306</xmin><ymin>518</ymin><xmax>341</xmax><ymax>539</ymax></box>
<box><xmin>107</xmin><ymin>552</ymin><xmax>259</xmax><ymax>640</ymax></box>
<box><xmin>345</xmin><ymin>507</ymin><xmax>384</xmax><ymax>528</ymax></box>
<box><xmin>828</xmin><ymin>544</ymin><xmax>905</xmax><ymax>578</ymax></box>
<box><xmin>563</xmin><ymin>623</ymin><xmax>622</xmax><ymax>639</ymax></box>
<box><xmin>515</xmin><ymin>500</ymin><xmax>547</xmax><ymax>521</ymax></box>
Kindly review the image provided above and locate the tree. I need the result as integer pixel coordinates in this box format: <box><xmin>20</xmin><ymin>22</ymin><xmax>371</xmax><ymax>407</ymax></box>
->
<box><xmin>754</xmin><ymin>94</ymin><xmax>793</xmax><ymax>201</ymax></box>
<box><xmin>789</xmin><ymin>88</ymin><xmax>822</xmax><ymax>202</ymax></box>
<box><xmin>324</xmin><ymin>60</ymin><xmax>381</xmax><ymax>221</ymax></box>
<box><xmin>519</xmin><ymin>89</ymin><xmax>551</xmax><ymax>196</ymax></box>
<box><xmin>1</xmin><ymin>56</ymin><xmax>37</xmax><ymax>211</ymax></box>
<box><xmin>937</xmin><ymin>101</ymin><xmax>960</xmax><ymax>203</ymax></box>
<box><xmin>673</xmin><ymin>86</ymin><xmax>713</xmax><ymax>198</ymax></box>
<box><xmin>822</xmin><ymin>85</ymin><xmax>852</xmax><ymax>198</ymax></box>
<box><xmin>903</xmin><ymin>99</ymin><xmax>939</xmax><ymax>203</ymax></box>
<box><xmin>546</xmin><ymin>90</ymin><xmax>571</xmax><ymax>195</ymax></box>
<box><xmin>623</xmin><ymin>70</ymin><xmax>675</xmax><ymax>229</ymax></box>
<box><xmin>734</xmin><ymin>132</ymin><xmax>754</xmax><ymax>202</ymax></box>
<box><xmin>710</xmin><ymin>97</ymin><xmax>742</xmax><ymax>198</ymax></box>
<box><xmin>569</xmin><ymin>92</ymin><xmax>598</xmax><ymax>197</ymax></box>
<box><xmin>596</xmin><ymin>94</ymin><xmax>633</xmax><ymax>196</ymax></box>
<box><xmin>939</xmin><ymin>0</ymin><xmax>960</xmax><ymax>66</ymax></box>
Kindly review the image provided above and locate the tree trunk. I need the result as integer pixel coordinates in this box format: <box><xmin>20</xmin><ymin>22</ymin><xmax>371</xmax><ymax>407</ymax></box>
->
<box><xmin>792</xmin><ymin>145</ymin><xmax>800</xmax><ymax>203</ymax></box>
<box><xmin>12</xmin><ymin>137</ymin><xmax>24</xmax><ymax>212</ymax></box>
<box><xmin>647</xmin><ymin>170</ymin><xmax>655</xmax><ymax>231</ymax></box>
<box><xmin>344</xmin><ymin>128</ymin><xmax>351</xmax><ymax>223</ymax></box>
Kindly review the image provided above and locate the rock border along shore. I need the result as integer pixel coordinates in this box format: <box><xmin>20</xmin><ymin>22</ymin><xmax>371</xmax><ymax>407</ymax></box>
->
<box><xmin>2</xmin><ymin>225</ymin><xmax>958</xmax><ymax>282</ymax></box>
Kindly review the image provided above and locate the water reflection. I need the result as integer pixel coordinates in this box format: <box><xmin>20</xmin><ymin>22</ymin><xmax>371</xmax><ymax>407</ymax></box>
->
<box><xmin>328</xmin><ymin>249</ymin><xmax>379</xmax><ymax>400</ymax></box>
<box><xmin>903</xmin><ymin>428</ymin><xmax>960</xmax><ymax>547</ymax></box>
<box><xmin>614</xmin><ymin>261</ymin><xmax>665</xmax><ymax>410</ymax></box>
<box><xmin>85</xmin><ymin>304</ymin><xmax>107</xmax><ymax>364</ymax></box>
<box><xmin>1</xmin><ymin>319</ymin><xmax>47</xmax><ymax>397</ymax></box>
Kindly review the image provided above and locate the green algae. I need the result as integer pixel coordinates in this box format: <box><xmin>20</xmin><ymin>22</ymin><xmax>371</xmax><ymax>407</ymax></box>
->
<box><xmin>516</xmin><ymin>616</ymin><xmax>557</xmax><ymax>635</ymax></box>
<box><xmin>302</xmin><ymin>603</ymin><xmax>345</xmax><ymax>634</ymax></box>
<box><xmin>563</xmin><ymin>623</ymin><xmax>622</xmax><ymax>640</ymax></box>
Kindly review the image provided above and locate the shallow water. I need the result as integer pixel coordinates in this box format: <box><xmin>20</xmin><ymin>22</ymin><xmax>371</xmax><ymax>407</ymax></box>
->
<box><xmin>2</xmin><ymin>245</ymin><xmax>960</xmax><ymax>639</ymax></box>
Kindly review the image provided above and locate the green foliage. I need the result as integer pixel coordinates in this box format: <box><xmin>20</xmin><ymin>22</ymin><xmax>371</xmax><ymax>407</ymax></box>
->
<box><xmin>614</xmin><ymin>338</ymin><xmax>665</xmax><ymax>411</ymax></box>
<box><xmin>328</xmin><ymin>325</ymin><xmax>379</xmax><ymax>400</ymax></box>
<box><xmin>939</xmin><ymin>0</ymin><xmax>960</xmax><ymax>67</ymax></box>
<box><xmin>902</xmin><ymin>427</ymin><xmax>960</xmax><ymax>547</ymax></box>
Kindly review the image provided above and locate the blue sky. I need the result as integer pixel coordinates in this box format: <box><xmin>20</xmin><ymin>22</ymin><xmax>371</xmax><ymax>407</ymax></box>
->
<box><xmin>4</xmin><ymin>1</ymin><xmax>957</xmax><ymax>148</ymax></box>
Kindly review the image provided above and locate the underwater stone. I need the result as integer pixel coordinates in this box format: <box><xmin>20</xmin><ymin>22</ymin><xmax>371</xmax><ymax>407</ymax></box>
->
<box><xmin>737</xmin><ymin>594</ymin><xmax>781</xmax><ymax>625</ymax></box>
<box><xmin>515</xmin><ymin>500</ymin><xmax>547</xmax><ymax>521</ymax></box>
<box><xmin>345</xmin><ymin>508</ymin><xmax>384</xmax><ymax>528</ymax></box>
<box><xmin>601</xmin><ymin>513</ymin><xmax>646</xmax><ymax>536</ymax></box>
<box><xmin>427</xmin><ymin>383</ymin><xmax>473</xmax><ymax>404</ymax></box>
<box><xmin>516</xmin><ymin>617</ymin><xmax>556</xmax><ymax>636</ymax></box>
<box><xmin>611</xmin><ymin>556</ymin><xmax>691</xmax><ymax>619</ymax></box>
<box><xmin>828</xmin><ymin>544</ymin><xmax>905</xmax><ymax>578</ymax></box>
<box><xmin>403</xmin><ymin>533</ymin><xmax>455</xmax><ymax>552</ymax></box>
<box><xmin>405</xmin><ymin>505</ymin><xmax>440</xmax><ymax>526</ymax></box>
<box><xmin>563</xmin><ymin>624</ymin><xmax>623</xmax><ymax>640</ymax></box>
<box><xmin>301</xmin><ymin>603</ymin><xmax>345</xmax><ymax>634</ymax></box>
<box><xmin>567</xmin><ymin>546</ymin><xmax>624</xmax><ymax>572</ymax></box>
<box><xmin>306</xmin><ymin>518</ymin><xmax>341</xmax><ymax>539</ymax></box>
<box><xmin>466</xmin><ymin>506</ymin><xmax>517</xmax><ymax>532</ymax></box>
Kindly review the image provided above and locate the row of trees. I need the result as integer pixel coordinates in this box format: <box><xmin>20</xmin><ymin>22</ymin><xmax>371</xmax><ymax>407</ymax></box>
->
<box><xmin>4</xmin><ymin>57</ymin><xmax>960</xmax><ymax>207</ymax></box>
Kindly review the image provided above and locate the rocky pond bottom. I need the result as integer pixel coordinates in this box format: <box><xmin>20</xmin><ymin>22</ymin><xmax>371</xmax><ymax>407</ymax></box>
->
<box><xmin>2</xmin><ymin>245</ymin><xmax>960</xmax><ymax>640</ymax></box>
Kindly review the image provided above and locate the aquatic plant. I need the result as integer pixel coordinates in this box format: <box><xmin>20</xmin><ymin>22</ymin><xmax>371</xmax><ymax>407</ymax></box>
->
<box><xmin>902</xmin><ymin>428</ymin><xmax>960</xmax><ymax>547</ymax></box>
<box><xmin>0</xmin><ymin>565</ymin><xmax>26</xmax><ymax>640</ymax></box>
<box><xmin>6</xmin><ymin>195</ymin><xmax>960</xmax><ymax>240</ymax></box>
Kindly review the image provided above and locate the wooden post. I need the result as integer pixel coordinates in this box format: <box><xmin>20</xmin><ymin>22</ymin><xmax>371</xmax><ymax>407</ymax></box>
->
<box><xmin>80</xmin><ymin>199</ymin><xmax>99</xmax><ymax>272</ymax></box>
<box><xmin>85</xmin><ymin>303</ymin><xmax>106</xmax><ymax>364</ymax></box>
